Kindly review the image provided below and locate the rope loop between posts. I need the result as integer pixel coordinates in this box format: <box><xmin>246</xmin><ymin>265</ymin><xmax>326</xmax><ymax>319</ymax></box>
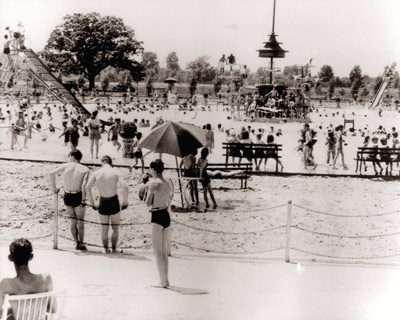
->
<box><xmin>0</xmin><ymin>216</ymin><xmax>49</xmax><ymax>222</ymax></box>
<box><xmin>291</xmin><ymin>247</ymin><xmax>400</xmax><ymax>260</ymax></box>
<box><xmin>172</xmin><ymin>220</ymin><xmax>285</xmax><ymax>235</ymax></box>
<box><xmin>59</xmin><ymin>214</ymin><xmax>149</xmax><ymax>226</ymax></box>
<box><xmin>1</xmin><ymin>234</ymin><xmax>52</xmax><ymax>242</ymax></box>
<box><xmin>229</xmin><ymin>203</ymin><xmax>287</xmax><ymax>213</ymax></box>
<box><xmin>0</xmin><ymin>193</ymin><xmax>53</xmax><ymax>202</ymax></box>
<box><xmin>293</xmin><ymin>204</ymin><xmax>400</xmax><ymax>218</ymax></box>
<box><xmin>172</xmin><ymin>240</ymin><xmax>284</xmax><ymax>255</ymax></box>
<box><xmin>292</xmin><ymin>225</ymin><xmax>400</xmax><ymax>239</ymax></box>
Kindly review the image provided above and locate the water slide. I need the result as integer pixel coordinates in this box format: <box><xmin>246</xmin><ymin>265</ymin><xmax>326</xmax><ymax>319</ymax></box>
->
<box><xmin>369</xmin><ymin>63</ymin><xmax>396</xmax><ymax>110</ymax></box>
<box><xmin>21</xmin><ymin>49</ymin><xmax>90</xmax><ymax>116</ymax></box>
<box><xmin>369</xmin><ymin>76</ymin><xmax>390</xmax><ymax>109</ymax></box>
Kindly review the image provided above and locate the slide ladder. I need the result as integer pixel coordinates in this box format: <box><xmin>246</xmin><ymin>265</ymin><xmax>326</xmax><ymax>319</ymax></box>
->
<box><xmin>0</xmin><ymin>54</ymin><xmax>18</xmax><ymax>86</ymax></box>
<box><xmin>21</xmin><ymin>49</ymin><xmax>90</xmax><ymax>116</ymax></box>
<box><xmin>369</xmin><ymin>63</ymin><xmax>396</xmax><ymax>109</ymax></box>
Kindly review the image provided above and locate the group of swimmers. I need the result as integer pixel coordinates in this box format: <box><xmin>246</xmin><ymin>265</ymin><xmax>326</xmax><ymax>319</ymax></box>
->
<box><xmin>50</xmin><ymin>149</ymin><xmax>174</xmax><ymax>287</ymax></box>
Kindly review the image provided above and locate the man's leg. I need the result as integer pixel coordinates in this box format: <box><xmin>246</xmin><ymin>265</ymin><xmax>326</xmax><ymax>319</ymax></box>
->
<box><xmin>74</xmin><ymin>205</ymin><xmax>86</xmax><ymax>249</ymax></box>
<box><xmin>202</xmin><ymin>183</ymin><xmax>209</xmax><ymax>207</ymax></box>
<box><xmin>90</xmin><ymin>139</ymin><xmax>94</xmax><ymax>158</ymax></box>
<box><xmin>152</xmin><ymin>223</ymin><xmax>169</xmax><ymax>287</ymax></box>
<box><xmin>66</xmin><ymin>206</ymin><xmax>78</xmax><ymax>244</ymax></box>
<box><xmin>207</xmin><ymin>184</ymin><xmax>217</xmax><ymax>207</ymax></box>
<box><xmin>23</xmin><ymin>132</ymin><xmax>28</xmax><ymax>148</ymax></box>
<box><xmin>140</xmin><ymin>157</ymin><xmax>145</xmax><ymax>173</ymax></box>
<box><xmin>95</xmin><ymin>139</ymin><xmax>99</xmax><ymax>158</ymax></box>
<box><xmin>110</xmin><ymin>212</ymin><xmax>121</xmax><ymax>252</ymax></box>
<box><xmin>162</xmin><ymin>227</ymin><xmax>170</xmax><ymax>285</ymax></box>
<box><xmin>99</xmin><ymin>214</ymin><xmax>110</xmax><ymax>253</ymax></box>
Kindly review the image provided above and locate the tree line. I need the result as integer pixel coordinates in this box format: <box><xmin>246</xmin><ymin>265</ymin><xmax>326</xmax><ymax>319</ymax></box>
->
<box><xmin>39</xmin><ymin>12</ymin><xmax>399</xmax><ymax>100</ymax></box>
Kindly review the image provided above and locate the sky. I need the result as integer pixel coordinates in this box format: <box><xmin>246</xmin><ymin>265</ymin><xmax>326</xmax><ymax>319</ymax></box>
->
<box><xmin>0</xmin><ymin>0</ymin><xmax>399</xmax><ymax>77</ymax></box>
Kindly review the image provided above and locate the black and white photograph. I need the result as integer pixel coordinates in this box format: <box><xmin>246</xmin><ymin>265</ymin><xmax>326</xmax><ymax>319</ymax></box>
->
<box><xmin>0</xmin><ymin>0</ymin><xmax>399</xmax><ymax>318</ymax></box>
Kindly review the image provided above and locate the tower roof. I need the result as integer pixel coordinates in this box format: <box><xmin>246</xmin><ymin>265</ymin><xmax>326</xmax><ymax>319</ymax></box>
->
<box><xmin>257</xmin><ymin>33</ymin><xmax>288</xmax><ymax>58</ymax></box>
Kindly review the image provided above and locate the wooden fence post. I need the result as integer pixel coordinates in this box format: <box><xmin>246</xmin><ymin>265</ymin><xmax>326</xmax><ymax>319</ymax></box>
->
<box><xmin>285</xmin><ymin>200</ymin><xmax>293</xmax><ymax>263</ymax></box>
<box><xmin>53</xmin><ymin>192</ymin><xmax>59</xmax><ymax>249</ymax></box>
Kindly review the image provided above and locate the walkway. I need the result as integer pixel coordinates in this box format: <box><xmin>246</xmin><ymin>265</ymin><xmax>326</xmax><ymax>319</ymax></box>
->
<box><xmin>1</xmin><ymin>246</ymin><xmax>399</xmax><ymax>320</ymax></box>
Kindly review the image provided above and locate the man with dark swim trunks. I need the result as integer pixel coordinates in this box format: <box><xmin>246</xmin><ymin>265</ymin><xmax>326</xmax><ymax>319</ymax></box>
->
<box><xmin>147</xmin><ymin>160</ymin><xmax>173</xmax><ymax>288</ymax></box>
<box><xmin>50</xmin><ymin>149</ymin><xmax>89</xmax><ymax>250</ymax></box>
<box><xmin>85</xmin><ymin>155</ymin><xmax>128</xmax><ymax>253</ymax></box>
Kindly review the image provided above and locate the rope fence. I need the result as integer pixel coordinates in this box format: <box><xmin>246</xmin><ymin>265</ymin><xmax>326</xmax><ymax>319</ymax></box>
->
<box><xmin>0</xmin><ymin>193</ymin><xmax>53</xmax><ymax>202</ymax></box>
<box><xmin>293</xmin><ymin>204</ymin><xmax>400</xmax><ymax>218</ymax></box>
<box><xmin>171</xmin><ymin>241</ymin><xmax>285</xmax><ymax>255</ymax></box>
<box><xmin>2</xmin><ymin>192</ymin><xmax>400</xmax><ymax>264</ymax></box>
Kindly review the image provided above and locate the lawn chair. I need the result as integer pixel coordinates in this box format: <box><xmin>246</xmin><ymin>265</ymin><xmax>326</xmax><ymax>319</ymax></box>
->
<box><xmin>1</xmin><ymin>290</ymin><xmax>66</xmax><ymax>320</ymax></box>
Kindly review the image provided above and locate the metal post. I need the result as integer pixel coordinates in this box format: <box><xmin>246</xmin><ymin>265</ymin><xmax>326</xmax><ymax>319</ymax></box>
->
<box><xmin>285</xmin><ymin>200</ymin><xmax>293</xmax><ymax>262</ymax></box>
<box><xmin>175</xmin><ymin>156</ymin><xmax>184</xmax><ymax>208</ymax></box>
<box><xmin>53</xmin><ymin>192</ymin><xmax>59</xmax><ymax>249</ymax></box>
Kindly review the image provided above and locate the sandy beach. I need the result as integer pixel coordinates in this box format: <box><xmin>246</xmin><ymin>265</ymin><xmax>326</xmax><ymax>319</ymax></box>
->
<box><xmin>1</xmin><ymin>102</ymin><xmax>400</xmax><ymax>264</ymax></box>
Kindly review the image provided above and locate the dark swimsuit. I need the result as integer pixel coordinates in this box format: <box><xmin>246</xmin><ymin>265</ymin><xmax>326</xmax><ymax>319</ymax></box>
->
<box><xmin>64</xmin><ymin>192</ymin><xmax>82</xmax><ymax>208</ymax></box>
<box><xmin>151</xmin><ymin>208</ymin><xmax>170</xmax><ymax>228</ymax></box>
<box><xmin>69</xmin><ymin>128</ymin><xmax>80</xmax><ymax>147</ymax></box>
<box><xmin>134</xmin><ymin>151</ymin><xmax>143</xmax><ymax>158</ymax></box>
<box><xmin>98</xmin><ymin>195</ymin><xmax>120</xmax><ymax>215</ymax></box>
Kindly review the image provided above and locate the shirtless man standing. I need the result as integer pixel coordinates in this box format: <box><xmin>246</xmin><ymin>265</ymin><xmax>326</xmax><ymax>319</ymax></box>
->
<box><xmin>50</xmin><ymin>149</ymin><xmax>89</xmax><ymax>250</ymax></box>
<box><xmin>0</xmin><ymin>239</ymin><xmax>55</xmax><ymax>318</ymax></box>
<box><xmin>85</xmin><ymin>155</ymin><xmax>128</xmax><ymax>253</ymax></box>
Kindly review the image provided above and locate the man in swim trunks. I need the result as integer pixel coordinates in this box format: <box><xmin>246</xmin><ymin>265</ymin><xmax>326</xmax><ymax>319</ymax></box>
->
<box><xmin>0</xmin><ymin>238</ymin><xmax>55</xmax><ymax>318</ymax></box>
<box><xmin>50</xmin><ymin>149</ymin><xmax>89</xmax><ymax>250</ymax></box>
<box><xmin>107</xmin><ymin>118</ymin><xmax>121</xmax><ymax>151</ymax></box>
<box><xmin>147</xmin><ymin>159</ymin><xmax>173</xmax><ymax>287</ymax></box>
<box><xmin>85</xmin><ymin>155</ymin><xmax>128</xmax><ymax>253</ymax></box>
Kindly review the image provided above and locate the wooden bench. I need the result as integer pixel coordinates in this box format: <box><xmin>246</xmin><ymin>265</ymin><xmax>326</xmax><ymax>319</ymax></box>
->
<box><xmin>206</xmin><ymin>163</ymin><xmax>252</xmax><ymax>189</ymax></box>
<box><xmin>355</xmin><ymin>147</ymin><xmax>400</xmax><ymax>175</ymax></box>
<box><xmin>222</xmin><ymin>142</ymin><xmax>282</xmax><ymax>173</ymax></box>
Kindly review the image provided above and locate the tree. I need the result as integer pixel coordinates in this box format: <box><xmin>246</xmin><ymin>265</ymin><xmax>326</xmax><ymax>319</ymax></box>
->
<box><xmin>392</xmin><ymin>71</ymin><xmax>399</xmax><ymax>89</ymax></box>
<box><xmin>101</xmin><ymin>76</ymin><xmax>109</xmax><ymax>93</ymax></box>
<box><xmin>318</xmin><ymin>65</ymin><xmax>334</xmax><ymax>82</ymax></box>
<box><xmin>214</xmin><ymin>78</ymin><xmax>223</xmax><ymax>96</ymax></box>
<box><xmin>41</xmin><ymin>12</ymin><xmax>144</xmax><ymax>90</ymax></box>
<box><xmin>349</xmin><ymin>65</ymin><xmax>363</xmax><ymax>84</ymax></box>
<box><xmin>328</xmin><ymin>79</ymin><xmax>335</xmax><ymax>99</ymax></box>
<box><xmin>374</xmin><ymin>76</ymin><xmax>383</xmax><ymax>94</ymax></box>
<box><xmin>186</xmin><ymin>56</ymin><xmax>216</xmax><ymax>83</ymax></box>
<box><xmin>142</xmin><ymin>51</ymin><xmax>159</xmax><ymax>80</ymax></box>
<box><xmin>349</xmin><ymin>65</ymin><xmax>364</xmax><ymax>97</ymax></box>
<box><xmin>166</xmin><ymin>52</ymin><xmax>180</xmax><ymax>77</ymax></box>
<box><xmin>360</xmin><ymin>88</ymin><xmax>370</xmax><ymax>99</ymax></box>
<box><xmin>189</xmin><ymin>77</ymin><xmax>197</xmax><ymax>97</ymax></box>
<box><xmin>283</xmin><ymin>65</ymin><xmax>300</xmax><ymax>79</ymax></box>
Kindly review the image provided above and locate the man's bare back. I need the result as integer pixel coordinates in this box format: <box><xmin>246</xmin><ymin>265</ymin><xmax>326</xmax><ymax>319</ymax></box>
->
<box><xmin>62</xmin><ymin>162</ymin><xmax>89</xmax><ymax>191</ymax></box>
<box><xmin>0</xmin><ymin>273</ymin><xmax>53</xmax><ymax>296</ymax></box>
<box><xmin>88</xmin><ymin>166</ymin><xmax>121</xmax><ymax>198</ymax></box>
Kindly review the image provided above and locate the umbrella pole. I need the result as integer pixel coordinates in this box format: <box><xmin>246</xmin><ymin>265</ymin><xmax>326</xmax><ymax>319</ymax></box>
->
<box><xmin>175</xmin><ymin>156</ymin><xmax>184</xmax><ymax>208</ymax></box>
